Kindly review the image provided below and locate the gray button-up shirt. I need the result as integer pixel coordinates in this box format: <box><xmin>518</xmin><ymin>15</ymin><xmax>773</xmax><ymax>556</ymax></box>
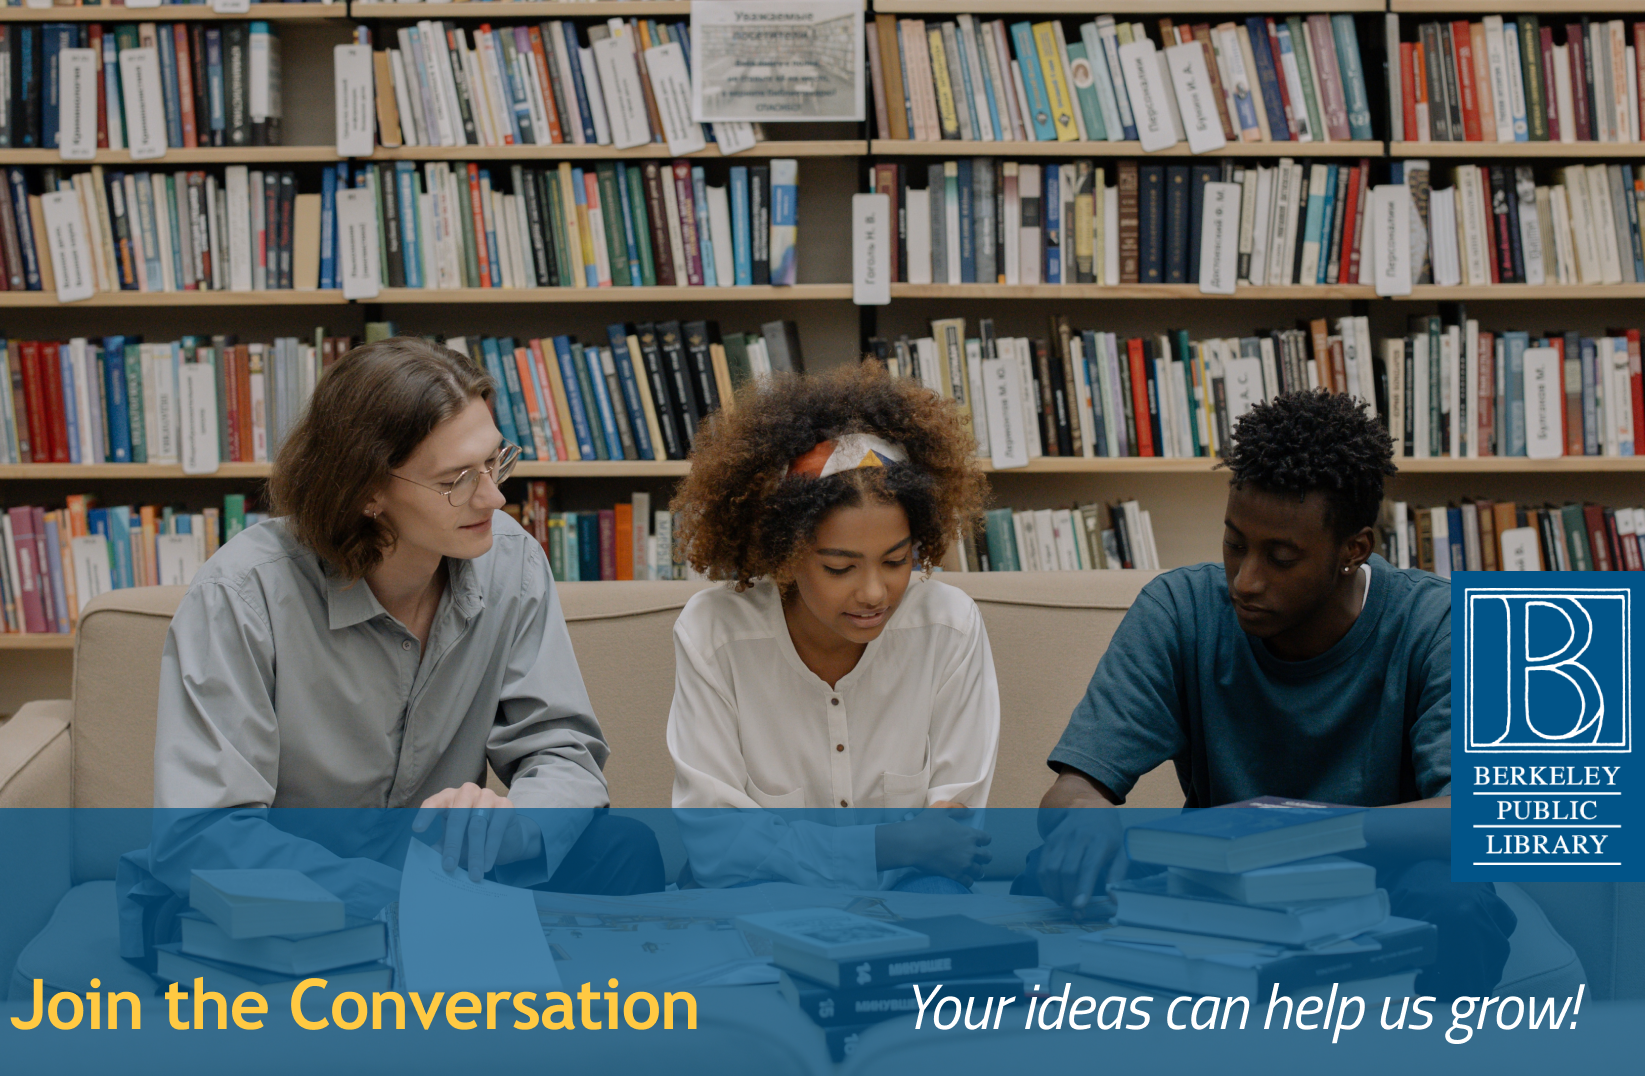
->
<box><xmin>154</xmin><ymin>512</ymin><xmax>610</xmax><ymax>810</ymax></box>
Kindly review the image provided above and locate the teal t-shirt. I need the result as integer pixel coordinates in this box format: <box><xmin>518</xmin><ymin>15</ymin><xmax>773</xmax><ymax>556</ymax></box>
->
<box><xmin>1049</xmin><ymin>554</ymin><xmax>1451</xmax><ymax>807</ymax></box>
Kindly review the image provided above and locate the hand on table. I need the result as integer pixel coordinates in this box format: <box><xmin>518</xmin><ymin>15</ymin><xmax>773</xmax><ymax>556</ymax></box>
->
<box><xmin>876</xmin><ymin>803</ymin><xmax>993</xmax><ymax>885</ymax></box>
<box><xmin>1036</xmin><ymin>810</ymin><xmax>1127</xmax><ymax>919</ymax></box>
<box><xmin>413</xmin><ymin>783</ymin><xmax>544</xmax><ymax>881</ymax></box>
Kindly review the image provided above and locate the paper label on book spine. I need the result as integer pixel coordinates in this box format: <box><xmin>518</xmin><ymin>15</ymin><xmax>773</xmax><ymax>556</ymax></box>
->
<box><xmin>712</xmin><ymin>122</ymin><xmax>756</xmax><ymax>156</ymax></box>
<box><xmin>1372</xmin><ymin>184</ymin><xmax>1412</xmax><ymax>296</ymax></box>
<box><xmin>1117</xmin><ymin>40</ymin><xmax>1178</xmax><ymax>152</ymax></box>
<box><xmin>852</xmin><ymin>193</ymin><xmax>890</xmax><ymax>306</ymax></box>
<box><xmin>58</xmin><ymin>49</ymin><xmax>99</xmax><ymax>161</ymax></box>
<box><xmin>119</xmin><ymin>48</ymin><xmax>167</xmax><ymax>160</ymax></box>
<box><xmin>336</xmin><ymin>188</ymin><xmax>382</xmax><ymax>299</ymax></box>
<box><xmin>155</xmin><ymin>534</ymin><xmax>204</xmax><ymax>587</ymax></box>
<box><xmin>123</xmin><ymin>0</ymin><xmax>162</xmax><ymax>7</ymax></box>
<box><xmin>1521</xmin><ymin>346</ymin><xmax>1562</xmax><ymax>458</ymax></box>
<box><xmin>1198</xmin><ymin>182</ymin><xmax>1239</xmax><ymax>294</ymax></box>
<box><xmin>179</xmin><ymin>363</ymin><xmax>221</xmax><ymax>475</ymax></box>
<box><xmin>333</xmin><ymin>45</ymin><xmax>376</xmax><ymax>158</ymax></box>
<box><xmin>592</xmin><ymin>36</ymin><xmax>653</xmax><ymax>150</ymax></box>
<box><xmin>41</xmin><ymin>191</ymin><xmax>96</xmax><ymax>303</ymax></box>
<box><xmin>1164</xmin><ymin>43</ymin><xmax>1225</xmax><ymax>154</ymax></box>
<box><xmin>643</xmin><ymin>43</ymin><xmax>707</xmax><ymax>156</ymax></box>
<box><xmin>69</xmin><ymin>536</ymin><xmax>113</xmax><ymax>614</ymax></box>
<box><xmin>983</xmin><ymin>357</ymin><xmax>1029</xmax><ymax>469</ymax></box>
<box><xmin>212</xmin><ymin>0</ymin><xmax>251</xmax><ymax>13</ymax></box>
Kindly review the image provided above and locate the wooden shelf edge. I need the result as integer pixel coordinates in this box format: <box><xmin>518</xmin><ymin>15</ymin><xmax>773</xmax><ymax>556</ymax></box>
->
<box><xmin>0</xmin><ymin>4</ymin><xmax>347</xmax><ymax>21</ymax></box>
<box><xmin>877</xmin><ymin>0</ymin><xmax>1379</xmax><ymax>13</ymax></box>
<box><xmin>1393</xmin><ymin>0</ymin><xmax>1645</xmax><ymax>11</ymax></box>
<box><xmin>872</xmin><ymin>140</ymin><xmax>1381</xmax><ymax>158</ymax></box>
<box><xmin>0</xmin><ymin>290</ymin><xmax>346</xmax><ymax>308</ymax></box>
<box><xmin>350</xmin><ymin>0</ymin><xmax>718</xmax><ymax>16</ymax></box>
<box><xmin>372</xmin><ymin>284</ymin><xmax>853</xmax><ymax>303</ymax></box>
<box><xmin>1393</xmin><ymin>141</ymin><xmax>1645</xmax><ymax>159</ymax></box>
<box><xmin>889</xmin><ymin>284</ymin><xmax>1376</xmax><ymax>299</ymax></box>
<box><xmin>1403</xmin><ymin>285</ymin><xmax>1645</xmax><ymax>300</ymax></box>
<box><xmin>369</xmin><ymin>140</ymin><xmax>865</xmax><ymax>160</ymax></box>
<box><xmin>0</xmin><ymin>634</ymin><xmax>74</xmax><ymax>650</ymax></box>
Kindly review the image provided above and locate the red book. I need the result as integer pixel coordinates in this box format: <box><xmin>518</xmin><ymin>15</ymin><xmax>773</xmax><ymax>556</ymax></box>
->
<box><xmin>1126</xmin><ymin>337</ymin><xmax>1154</xmax><ymax>457</ymax></box>
<box><xmin>529</xmin><ymin>337</ymin><xmax>568</xmax><ymax>460</ymax></box>
<box><xmin>1480</xmin><ymin>170</ymin><xmax>1499</xmax><ymax>283</ymax></box>
<box><xmin>874</xmin><ymin>163</ymin><xmax>900</xmax><ymax>282</ymax></box>
<box><xmin>90</xmin><ymin>26</ymin><xmax>108</xmax><ymax>149</ymax></box>
<box><xmin>1345</xmin><ymin>161</ymin><xmax>1371</xmax><ymax>284</ymax></box>
<box><xmin>1583</xmin><ymin>505</ymin><xmax>1614</xmax><ymax>570</ymax></box>
<box><xmin>7</xmin><ymin>342</ymin><xmax>31</xmax><ymax>463</ymax></box>
<box><xmin>235</xmin><ymin>345</ymin><xmax>254</xmax><ymax>462</ymax></box>
<box><xmin>614</xmin><ymin>502</ymin><xmax>633</xmax><ymax>580</ymax></box>
<box><xmin>6</xmin><ymin>506</ymin><xmax>48</xmax><ymax>634</ymax></box>
<box><xmin>1263</xmin><ymin>18</ymin><xmax>1294</xmax><ymax>140</ymax></box>
<box><xmin>525</xmin><ymin>27</ymin><xmax>564</xmax><ymax>144</ymax></box>
<box><xmin>466</xmin><ymin>163</ymin><xmax>493</xmax><ymax>287</ymax></box>
<box><xmin>1539</xmin><ymin>28</ymin><xmax>1559</xmax><ymax>141</ymax></box>
<box><xmin>1452</xmin><ymin>21</ymin><xmax>1483</xmax><ymax>141</ymax></box>
<box><xmin>31</xmin><ymin>506</ymin><xmax>57</xmax><ymax>633</ymax></box>
<box><xmin>1555</xmin><ymin>336</ymin><xmax>1583</xmax><ymax>455</ymax></box>
<box><xmin>19</xmin><ymin>340</ymin><xmax>52</xmax><ymax>464</ymax></box>
<box><xmin>597</xmin><ymin>508</ymin><xmax>616</xmax><ymax>581</ymax></box>
<box><xmin>1567</xmin><ymin>25</ymin><xmax>1591</xmax><ymax>141</ymax></box>
<box><xmin>1627</xmin><ymin>328</ymin><xmax>1644</xmax><ymax>455</ymax></box>
<box><xmin>1332</xmin><ymin>165</ymin><xmax>1360</xmax><ymax>284</ymax></box>
<box><xmin>1476</xmin><ymin>331</ymin><xmax>1494</xmax><ymax>455</ymax></box>
<box><xmin>174</xmin><ymin>25</ymin><xmax>198</xmax><ymax>148</ymax></box>
<box><xmin>672</xmin><ymin>162</ymin><xmax>703</xmax><ymax>286</ymax></box>
<box><xmin>41</xmin><ymin>340</ymin><xmax>69</xmax><ymax>463</ymax></box>
<box><xmin>1400</xmin><ymin>42</ymin><xmax>1418</xmax><ymax>140</ymax></box>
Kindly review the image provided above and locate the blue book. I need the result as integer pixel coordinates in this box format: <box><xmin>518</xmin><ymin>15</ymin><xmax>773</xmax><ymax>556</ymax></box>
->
<box><xmin>1042</xmin><ymin>162</ymin><xmax>1059</xmax><ymax>284</ymax></box>
<box><xmin>494</xmin><ymin>336</ymin><xmax>537</xmax><ymax>460</ymax></box>
<box><xmin>561</xmin><ymin>23</ymin><xmax>598</xmax><ymax>143</ymax></box>
<box><xmin>1447</xmin><ymin>506</ymin><xmax>1466</xmax><ymax>571</ymax></box>
<box><xmin>43</xmin><ymin>24</ymin><xmax>76</xmax><ymax>150</ymax></box>
<box><xmin>957</xmin><ymin>159</ymin><xmax>975</xmax><ymax>284</ymax></box>
<box><xmin>1504</xmin><ymin>330</ymin><xmax>1529</xmax><ymax>456</ymax></box>
<box><xmin>566</xmin><ymin>344</ymin><xmax>608</xmax><ymax>460</ymax></box>
<box><xmin>1626</xmin><ymin>166</ymin><xmax>1645</xmax><ymax>283</ymax></box>
<box><xmin>205</xmin><ymin>29</ymin><xmax>225</xmax><ymax>145</ymax></box>
<box><xmin>1315</xmin><ymin>166</ymin><xmax>1338</xmax><ymax>284</ymax></box>
<box><xmin>894</xmin><ymin>22</ymin><xmax>917</xmax><ymax>137</ymax></box>
<box><xmin>1243</xmin><ymin>18</ymin><xmax>1291</xmax><ymax>141</ymax></box>
<box><xmin>478</xmin><ymin>169</ymin><xmax>502</xmax><ymax>288</ymax></box>
<box><xmin>319</xmin><ymin>167</ymin><xmax>337</xmax><ymax>290</ymax></box>
<box><xmin>1008</xmin><ymin>22</ymin><xmax>1058</xmax><ymax>140</ymax></box>
<box><xmin>1505</xmin><ymin>22</ymin><xmax>1528</xmax><ymax>141</ymax></box>
<box><xmin>136</xmin><ymin>175</ymin><xmax>163</xmax><ymax>287</ymax></box>
<box><xmin>102</xmin><ymin>33</ymin><xmax>123</xmax><ymax>150</ymax></box>
<box><xmin>551</xmin><ymin>336</ymin><xmax>597</xmax><ymax>460</ymax></box>
<box><xmin>101</xmin><ymin>336</ymin><xmax>131</xmax><ymax>463</ymax></box>
<box><xmin>1082</xmin><ymin>329</ymin><xmax>1108</xmax><ymax>456</ymax></box>
<box><xmin>976</xmin><ymin>27</ymin><xmax>1004</xmax><ymax>140</ymax></box>
<box><xmin>691</xmin><ymin>166</ymin><xmax>716</xmax><ymax>287</ymax></box>
<box><xmin>1301</xmin><ymin>175</ymin><xmax>1326</xmax><ymax>276</ymax></box>
<box><xmin>729</xmin><ymin>167</ymin><xmax>752</xmax><ymax>286</ymax></box>
<box><xmin>950</xmin><ymin>22</ymin><xmax>982</xmax><ymax>140</ymax></box>
<box><xmin>57</xmin><ymin>344</ymin><xmax>80</xmax><ymax>463</ymax></box>
<box><xmin>17</xmin><ymin>29</ymin><xmax>36</xmax><ymax>147</ymax></box>
<box><xmin>577</xmin><ymin>513</ymin><xmax>600</xmax><ymax>581</ymax></box>
<box><xmin>394</xmin><ymin>162</ymin><xmax>421</xmax><ymax>288</ymax></box>
<box><xmin>156</xmin><ymin>27</ymin><xmax>184</xmax><ymax>149</ymax></box>
<box><xmin>42</xmin><ymin>515</ymin><xmax>69</xmax><ymax>627</ymax></box>
<box><xmin>478</xmin><ymin>337</ymin><xmax>523</xmax><ymax>451</ymax></box>
<box><xmin>1329</xmin><ymin>15</ymin><xmax>1373</xmax><ymax>141</ymax></box>
<box><xmin>1163</xmin><ymin>164</ymin><xmax>1189</xmax><ymax>285</ymax></box>
<box><xmin>1125</xmin><ymin>797</ymin><xmax>1365</xmax><ymax>869</ymax></box>
<box><xmin>8</xmin><ymin>169</ymin><xmax>42</xmax><ymax>290</ymax></box>
<box><xmin>580</xmin><ymin>344</ymin><xmax>625</xmax><ymax>461</ymax></box>
<box><xmin>615</xmin><ymin>163</ymin><xmax>642</xmax><ymax>287</ymax></box>
<box><xmin>606</xmin><ymin>326</ymin><xmax>656</xmax><ymax>461</ymax></box>
<box><xmin>107</xmin><ymin>507</ymin><xmax>134</xmax><ymax>590</ymax></box>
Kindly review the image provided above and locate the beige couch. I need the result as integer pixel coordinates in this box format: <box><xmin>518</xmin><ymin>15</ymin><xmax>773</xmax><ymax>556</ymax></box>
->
<box><xmin>0</xmin><ymin>573</ymin><xmax>1627</xmax><ymax>1005</ymax></box>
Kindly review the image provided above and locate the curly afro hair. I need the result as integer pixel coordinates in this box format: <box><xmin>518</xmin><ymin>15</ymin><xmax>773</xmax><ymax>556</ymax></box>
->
<box><xmin>670</xmin><ymin>361</ymin><xmax>988</xmax><ymax>589</ymax></box>
<box><xmin>1218</xmin><ymin>389</ymin><xmax>1396</xmax><ymax>540</ymax></box>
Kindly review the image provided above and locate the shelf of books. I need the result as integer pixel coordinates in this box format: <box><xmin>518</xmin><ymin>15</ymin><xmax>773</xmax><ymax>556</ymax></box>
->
<box><xmin>874</xmin><ymin>1</ymin><xmax>1384</xmax><ymax>14</ymax></box>
<box><xmin>872</xmin><ymin>141</ymin><xmax>1384</xmax><ymax>157</ymax></box>
<box><xmin>0</xmin><ymin>4</ymin><xmax>346</xmax><ymax>23</ymax></box>
<box><xmin>1391</xmin><ymin>143</ymin><xmax>1645</xmax><ymax>160</ymax></box>
<box><xmin>349</xmin><ymin>1</ymin><xmax>716</xmax><ymax>18</ymax></box>
<box><xmin>889</xmin><ymin>284</ymin><xmax>1378</xmax><ymax>299</ymax></box>
<box><xmin>1389</xmin><ymin>1</ymin><xmax>1645</xmax><ymax>13</ymax></box>
<box><xmin>371</xmin><ymin>286</ymin><xmax>855</xmax><ymax>304</ymax></box>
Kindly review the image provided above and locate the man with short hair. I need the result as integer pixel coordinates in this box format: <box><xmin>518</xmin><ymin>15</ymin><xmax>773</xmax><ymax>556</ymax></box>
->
<box><xmin>1025</xmin><ymin>390</ymin><xmax>1515</xmax><ymax>996</ymax></box>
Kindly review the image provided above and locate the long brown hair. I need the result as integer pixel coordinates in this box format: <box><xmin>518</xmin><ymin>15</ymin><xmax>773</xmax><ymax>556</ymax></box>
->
<box><xmin>270</xmin><ymin>336</ymin><xmax>493</xmax><ymax>578</ymax></box>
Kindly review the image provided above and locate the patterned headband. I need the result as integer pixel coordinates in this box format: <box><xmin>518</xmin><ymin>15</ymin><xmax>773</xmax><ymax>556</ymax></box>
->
<box><xmin>787</xmin><ymin>433</ymin><xmax>909</xmax><ymax>479</ymax></box>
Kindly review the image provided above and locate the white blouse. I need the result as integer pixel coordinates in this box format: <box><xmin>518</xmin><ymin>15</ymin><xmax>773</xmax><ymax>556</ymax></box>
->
<box><xmin>666</xmin><ymin>577</ymin><xmax>1000</xmax><ymax>889</ymax></box>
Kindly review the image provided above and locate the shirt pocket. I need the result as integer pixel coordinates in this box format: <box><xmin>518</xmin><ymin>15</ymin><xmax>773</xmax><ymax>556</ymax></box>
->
<box><xmin>880</xmin><ymin>759</ymin><xmax>932</xmax><ymax>809</ymax></box>
<box><xmin>743</xmin><ymin>775</ymin><xmax>806</xmax><ymax>808</ymax></box>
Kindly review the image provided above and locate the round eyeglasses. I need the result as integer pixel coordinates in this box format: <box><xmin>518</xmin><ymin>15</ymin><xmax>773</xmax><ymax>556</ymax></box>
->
<box><xmin>390</xmin><ymin>442</ymin><xmax>522</xmax><ymax>507</ymax></box>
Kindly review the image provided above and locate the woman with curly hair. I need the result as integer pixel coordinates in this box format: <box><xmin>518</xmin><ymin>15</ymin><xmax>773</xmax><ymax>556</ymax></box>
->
<box><xmin>665</xmin><ymin>361</ymin><xmax>1000</xmax><ymax>890</ymax></box>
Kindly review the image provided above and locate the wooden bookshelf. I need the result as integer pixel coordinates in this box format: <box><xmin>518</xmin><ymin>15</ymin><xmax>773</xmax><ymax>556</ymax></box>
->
<box><xmin>1392</xmin><ymin>142</ymin><xmax>1645</xmax><ymax>159</ymax></box>
<box><xmin>0</xmin><ymin>290</ymin><xmax>348</xmax><ymax>308</ymax></box>
<box><xmin>876</xmin><ymin>0</ymin><xmax>1381</xmax><ymax>13</ymax></box>
<box><xmin>1404</xmin><ymin>284</ymin><xmax>1645</xmax><ymax>300</ymax></box>
<box><xmin>1391</xmin><ymin>0</ymin><xmax>1645</xmax><ymax>11</ymax></box>
<box><xmin>0</xmin><ymin>142</ymin><xmax>864</xmax><ymax>166</ymax></box>
<box><xmin>889</xmin><ymin>283</ymin><xmax>1378</xmax><ymax>299</ymax></box>
<box><xmin>350</xmin><ymin>1</ymin><xmax>695</xmax><ymax>17</ymax></box>
<box><xmin>0</xmin><ymin>635</ymin><xmax>75</xmax><ymax>651</ymax></box>
<box><xmin>872</xmin><ymin>140</ymin><xmax>1382</xmax><ymax>158</ymax></box>
<box><xmin>372</xmin><ymin>284</ymin><xmax>855</xmax><ymax>303</ymax></box>
<box><xmin>0</xmin><ymin>4</ymin><xmax>346</xmax><ymax>21</ymax></box>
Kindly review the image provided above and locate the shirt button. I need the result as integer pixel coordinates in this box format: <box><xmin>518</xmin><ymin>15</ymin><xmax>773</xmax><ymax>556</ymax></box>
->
<box><xmin>402</xmin><ymin>640</ymin><xmax>413</xmax><ymax>651</ymax></box>
<box><xmin>830</xmin><ymin>697</ymin><xmax>839</xmax><ymax>706</ymax></box>
<box><xmin>840</xmin><ymin>799</ymin><xmax>848</xmax><ymax>807</ymax></box>
<box><xmin>836</xmin><ymin>744</ymin><xmax>844</xmax><ymax>752</ymax></box>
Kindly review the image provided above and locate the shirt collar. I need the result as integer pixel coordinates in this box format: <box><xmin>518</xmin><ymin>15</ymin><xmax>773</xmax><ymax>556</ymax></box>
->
<box><xmin>323</xmin><ymin>555</ymin><xmax>486</xmax><ymax>630</ymax></box>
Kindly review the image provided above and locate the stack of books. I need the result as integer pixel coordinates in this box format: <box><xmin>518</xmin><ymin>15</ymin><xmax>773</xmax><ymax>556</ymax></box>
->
<box><xmin>869</xmin><ymin>314</ymin><xmax>1375</xmax><ymax>464</ymax></box>
<box><xmin>0</xmin><ymin>494</ymin><xmax>260</xmax><ymax>635</ymax></box>
<box><xmin>871</xmin><ymin>157</ymin><xmax>1375</xmax><ymax>289</ymax></box>
<box><xmin>1392</xmin><ymin>18</ymin><xmax>1645</xmax><ymax>144</ymax></box>
<box><xmin>0</xmin><ymin>21</ymin><xmax>284</xmax><ymax>152</ymax></box>
<box><xmin>961</xmin><ymin>501</ymin><xmax>1160</xmax><ymax>573</ymax></box>
<box><xmin>869</xmin><ymin>14</ymin><xmax>1373</xmax><ymax>146</ymax></box>
<box><xmin>372</xmin><ymin>18</ymin><xmax>758</xmax><ymax>154</ymax></box>
<box><xmin>738</xmin><ymin>909</ymin><xmax>1037</xmax><ymax>1063</ymax></box>
<box><xmin>1381</xmin><ymin>499</ymin><xmax>1645</xmax><ymax>575</ymax></box>
<box><xmin>1380</xmin><ymin>307</ymin><xmax>1643</xmax><ymax>459</ymax></box>
<box><xmin>1063</xmin><ymin>800</ymin><xmax>1436</xmax><ymax>1000</ymax></box>
<box><xmin>155</xmin><ymin>869</ymin><xmax>391</xmax><ymax>995</ymax></box>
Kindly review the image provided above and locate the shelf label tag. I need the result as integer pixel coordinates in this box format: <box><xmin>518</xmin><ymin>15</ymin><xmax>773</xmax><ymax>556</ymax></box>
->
<box><xmin>59</xmin><ymin>48</ymin><xmax>99</xmax><ymax>161</ymax></box>
<box><xmin>712</xmin><ymin>122</ymin><xmax>756</xmax><ymax>156</ymax></box>
<box><xmin>643</xmin><ymin>42</ymin><xmax>707</xmax><ymax>156</ymax></box>
<box><xmin>41</xmin><ymin>191</ymin><xmax>96</xmax><ymax>303</ymax></box>
<box><xmin>852</xmin><ymin>193</ymin><xmax>890</xmax><ymax>306</ymax></box>
<box><xmin>334</xmin><ymin>45</ymin><xmax>375</xmax><ymax>158</ymax></box>
<box><xmin>1165</xmin><ymin>42</ymin><xmax>1225</xmax><ymax>154</ymax></box>
<box><xmin>1198</xmin><ymin>181</ymin><xmax>1239</xmax><ymax>294</ymax></box>
<box><xmin>1118</xmin><ymin>39</ymin><xmax>1178</xmax><ymax>153</ymax></box>
<box><xmin>213</xmin><ymin>0</ymin><xmax>252</xmax><ymax>13</ymax></box>
<box><xmin>179</xmin><ymin>363</ymin><xmax>222</xmax><ymax>475</ymax></box>
<box><xmin>1522</xmin><ymin>347</ymin><xmax>1563</xmax><ymax>459</ymax></box>
<box><xmin>337</xmin><ymin>187</ymin><xmax>381</xmax><ymax>300</ymax></box>
<box><xmin>1372</xmin><ymin>184</ymin><xmax>1412</xmax><ymax>296</ymax></box>
<box><xmin>119</xmin><ymin>47</ymin><xmax>168</xmax><ymax>161</ymax></box>
<box><xmin>983</xmin><ymin>356</ymin><xmax>1029</xmax><ymax>470</ymax></box>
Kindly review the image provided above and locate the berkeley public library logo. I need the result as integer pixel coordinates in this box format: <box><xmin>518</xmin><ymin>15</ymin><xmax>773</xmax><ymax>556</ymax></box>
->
<box><xmin>1453</xmin><ymin>575</ymin><xmax>1641</xmax><ymax>882</ymax></box>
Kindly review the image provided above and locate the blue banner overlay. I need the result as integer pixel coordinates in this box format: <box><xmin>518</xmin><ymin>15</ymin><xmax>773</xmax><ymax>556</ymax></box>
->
<box><xmin>1452</xmin><ymin>574</ymin><xmax>1641</xmax><ymax>882</ymax></box>
<box><xmin>0</xmin><ymin>808</ymin><xmax>1637</xmax><ymax>1075</ymax></box>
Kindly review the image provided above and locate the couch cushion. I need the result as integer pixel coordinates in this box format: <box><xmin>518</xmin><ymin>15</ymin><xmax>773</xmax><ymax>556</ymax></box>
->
<box><xmin>10</xmin><ymin>880</ymin><xmax>154</xmax><ymax>1002</ymax></box>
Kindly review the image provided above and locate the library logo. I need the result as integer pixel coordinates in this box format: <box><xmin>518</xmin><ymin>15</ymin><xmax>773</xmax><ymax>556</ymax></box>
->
<box><xmin>1463</xmin><ymin>588</ymin><xmax>1629</xmax><ymax>753</ymax></box>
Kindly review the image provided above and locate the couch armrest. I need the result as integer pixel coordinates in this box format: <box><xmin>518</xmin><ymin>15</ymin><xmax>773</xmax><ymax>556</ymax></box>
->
<box><xmin>0</xmin><ymin>700</ymin><xmax>71</xmax><ymax>808</ymax></box>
